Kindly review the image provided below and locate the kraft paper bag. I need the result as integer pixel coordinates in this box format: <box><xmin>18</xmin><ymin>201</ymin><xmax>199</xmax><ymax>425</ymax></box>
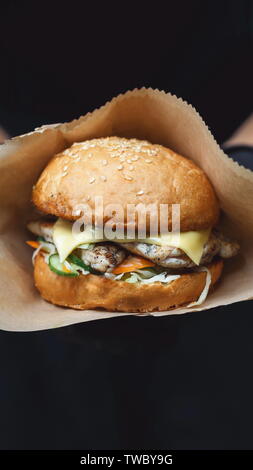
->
<box><xmin>0</xmin><ymin>88</ymin><xmax>252</xmax><ymax>331</ymax></box>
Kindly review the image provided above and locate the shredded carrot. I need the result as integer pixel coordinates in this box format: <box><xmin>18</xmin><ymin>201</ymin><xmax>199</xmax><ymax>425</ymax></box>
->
<box><xmin>63</xmin><ymin>264</ymin><xmax>72</xmax><ymax>273</ymax></box>
<box><xmin>26</xmin><ymin>240</ymin><xmax>40</xmax><ymax>249</ymax></box>
<box><xmin>112</xmin><ymin>255</ymin><xmax>155</xmax><ymax>275</ymax></box>
<box><xmin>26</xmin><ymin>240</ymin><xmax>48</xmax><ymax>253</ymax></box>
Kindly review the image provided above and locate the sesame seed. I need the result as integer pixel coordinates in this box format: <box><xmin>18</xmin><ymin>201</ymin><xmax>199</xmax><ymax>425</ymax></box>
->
<box><xmin>100</xmin><ymin>175</ymin><xmax>107</xmax><ymax>182</ymax></box>
<box><xmin>128</xmin><ymin>165</ymin><xmax>134</xmax><ymax>171</ymax></box>
<box><xmin>63</xmin><ymin>165</ymin><xmax>68</xmax><ymax>171</ymax></box>
<box><xmin>88</xmin><ymin>177</ymin><xmax>95</xmax><ymax>184</ymax></box>
<box><xmin>145</xmin><ymin>159</ymin><xmax>152</xmax><ymax>163</ymax></box>
<box><xmin>137</xmin><ymin>190</ymin><xmax>144</xmax><ymax>195</ymax></box>
<box><xmin>64</xmin><ymin>138</ymin><xmax>161</xmax><ymax>168</ymax></box>
<box><xmin>101</xmin><ymin>159</ymin><xmax>108</xmax><ymax>166</ymax></box>
<box><xmin>117</xmin><ymin>164</ymin><xmax>123</xmax><ymax>170</ymax></box>
<box><xmin>62</xmin><ymin>171</ymin><xmax>68</xmax><ymax>177</ymax></box>
<box><xmin>123</xmin><ymin>173</ymin><xmax>133</xmax><ymax>181</ymax></box>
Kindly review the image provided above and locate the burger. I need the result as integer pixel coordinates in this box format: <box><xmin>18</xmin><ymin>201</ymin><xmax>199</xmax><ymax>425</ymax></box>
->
<box><xmin>26</xmin><ymin>137</ymin><xmax>239</xmax><ymax>312</ymax></box>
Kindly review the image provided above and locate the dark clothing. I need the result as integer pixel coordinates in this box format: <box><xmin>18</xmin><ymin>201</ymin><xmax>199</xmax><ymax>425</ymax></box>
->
<box><xmin>0</xmin><ymin>1</ymin><xmax>253</xmax><ymax>450</ymax></box>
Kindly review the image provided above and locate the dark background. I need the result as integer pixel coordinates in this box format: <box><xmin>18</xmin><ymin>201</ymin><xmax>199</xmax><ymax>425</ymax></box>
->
<box><xmin>0</xmin><ymin>1</ymin><xmax>253</xmax><ymax>450</ymax></box>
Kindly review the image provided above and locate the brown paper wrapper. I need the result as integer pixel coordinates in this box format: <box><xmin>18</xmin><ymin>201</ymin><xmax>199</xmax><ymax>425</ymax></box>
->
<box><xmin>1</xmin><ymin>88</ymin><xmax>253</xmax><ymax>331</ymax></box>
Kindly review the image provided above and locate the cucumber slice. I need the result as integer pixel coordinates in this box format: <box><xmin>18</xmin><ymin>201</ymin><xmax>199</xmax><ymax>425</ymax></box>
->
<box><xmin>49</xmin><ymin>254</ymin><xmax>78</xmax><ymax>277</ymax></box>
<box><xmin>68</xmin><ymin>254</ymin><xmax>91</xmax><ymax>272</ymax></box>
<box><xmin>37</xmin><ymin>236</ymin><xmax>46</xmax><ymax>242</ymax></box>
<box><xmin>68</xmin><ymin>253</ymin><xmax>101</xmax><ymax>275</ymax></box>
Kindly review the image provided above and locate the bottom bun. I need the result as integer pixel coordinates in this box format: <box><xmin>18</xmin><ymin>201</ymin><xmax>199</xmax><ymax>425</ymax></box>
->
<box><xmin>34</xmin><ymin>253</ymin><xmax>223</xmax><ymax>313</ymax></box>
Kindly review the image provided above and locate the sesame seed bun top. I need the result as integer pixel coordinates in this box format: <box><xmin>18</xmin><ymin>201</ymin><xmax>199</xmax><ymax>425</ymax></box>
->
<box><xmin>32</xmin><ymin>136</ymin><xmax>219</xmax><ymax>232</ymax></box>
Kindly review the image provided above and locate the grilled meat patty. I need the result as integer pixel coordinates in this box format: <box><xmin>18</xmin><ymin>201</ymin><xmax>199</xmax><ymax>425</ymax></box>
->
<box><xmin>118</xmin><ymin>230</ymin><xmax>239</xmax><ymax>269</ymax></box>
<box><xmin>27</xmin><ymin>220</ymin><xmax>239</xmax><ymax>271</ymax></box>
<box><xmin>27</xmin><ymin>220</ymin><xmax>54</xmax><ymax>242</ymax></box>
<box><xmin>27</xmin><ymin>221</ymin><xmax>126</xmax><ymax>273</ymax></box>
<box><xmin>76</xmin><ymin>244</ymin><xmax>126</xmax><ymax>273</ymax></box>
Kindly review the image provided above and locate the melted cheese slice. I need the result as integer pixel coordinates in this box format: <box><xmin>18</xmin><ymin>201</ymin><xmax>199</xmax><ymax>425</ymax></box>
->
<box><xmin>143</xmin><ymin>229</ymin><xmax>210</xmax><ymax>265</ymax></box>
<box><xmin>53</xmin><ymin>218</ymin><xmax>104</xmax><ymax>262</ymax></box>
<box><xmin>53</xmin><ymin>218</ymin><xmax>210</xmax><ymax>265</ymax></box>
